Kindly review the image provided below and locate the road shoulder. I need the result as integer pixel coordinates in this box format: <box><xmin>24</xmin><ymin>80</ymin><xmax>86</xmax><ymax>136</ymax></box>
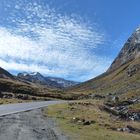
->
<box><xmin>0</xmin><ymin>108</ymin><xmax>69</xmax><ymax>140</ymax></box>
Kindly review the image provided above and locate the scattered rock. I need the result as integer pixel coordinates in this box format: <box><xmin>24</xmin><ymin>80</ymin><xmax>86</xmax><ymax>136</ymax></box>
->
<box><xmin>117</xmin><ymin>127</ymin><xmax>130</xmax><ymax>133</ymax></box>
<box><xmin>71</xmin><ymin>117</ymin><xmax>95</xmax><ymax>125</ymax></box>
<box><xmin>112</xmin><ymin>96</ymin><xmax>119</xmax><ymax>103</ymax></box>
<box><xmin>103</xmin><ymin>97</ymin><xmax>140</xmax><ymax>121</ymax></box>
<box><xmin>116</xmin><ymin>125</ymin><xmax>140</xmax><ymax>134</ymax></box>
<box><xmin>69</xmin><ymin>102</ymin><xmax>94</xmax><ymax>106</ymax></box>
<box><xmin>89</xmin><ymin>94</ymin><xmax>105</xmax><ymax>99</ymax></box>
<box><xmin>83</xmin><ymin>121</ymin><xmax>91</xmax><ymax>125</ymax></box>
<box><xmin>127</xmin><ymin>64</ymin><xmax>140</xmax><ymax>77</ymax></box>
<box><xmin>71</xmin><ymin>117</ymin><xmax>79</xmax><ymax>123</ymax></box>
<box><xmin>100</xmin><ymin>105</ymin><xmax>119</xmax><ymax>116</ymax></box>
<box><xmin>126</xmin><ymin>125</ymin><xmax>140</xmax><ymax>133</ymax></box>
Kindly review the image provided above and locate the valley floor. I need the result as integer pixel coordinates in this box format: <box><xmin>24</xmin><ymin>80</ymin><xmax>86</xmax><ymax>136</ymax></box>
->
<box><xmin>45</xmin><ymin>100</ymin><xmax>140</xmax><ymax>140</ymax></box>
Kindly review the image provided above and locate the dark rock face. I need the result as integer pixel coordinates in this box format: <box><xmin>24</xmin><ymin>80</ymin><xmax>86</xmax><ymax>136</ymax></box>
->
<box><xmin>108</xmin><ymin>27</ymin><xmax>140</xmax><ymax>72</ymax></box>
<box><xmin>0</xmin><ymin>67</ymin><xmax>13</xmax><ymax>79</ymax></box>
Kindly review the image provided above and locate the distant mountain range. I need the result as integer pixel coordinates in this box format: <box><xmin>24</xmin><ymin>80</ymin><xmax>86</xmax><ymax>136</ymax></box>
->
<box><xmin>17</xmin><ymin>72</ymin><xmax>79</xmax><ymax>88</ymax></box>
<box><xmin>0</xmin><ymin>68</ymin><xmax>80</xmax><ymax>100</ymax></box>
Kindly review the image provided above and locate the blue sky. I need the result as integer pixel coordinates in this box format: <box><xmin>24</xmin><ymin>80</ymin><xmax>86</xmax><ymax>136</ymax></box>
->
<box><xmin>0</xmin><ymin>0</ymin><xmax>140</xmax><ymax>82</ymax></box>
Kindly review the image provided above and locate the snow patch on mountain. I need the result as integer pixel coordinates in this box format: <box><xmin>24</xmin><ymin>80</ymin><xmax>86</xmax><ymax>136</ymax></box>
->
<box><xmin>17</xmin><ymin>72</ymin><xmax>79</xmax><ymax>88</ymax></box>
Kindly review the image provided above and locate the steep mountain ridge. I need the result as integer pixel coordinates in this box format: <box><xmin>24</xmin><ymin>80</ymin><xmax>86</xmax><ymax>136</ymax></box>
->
<box><xmin>0</xmin><ymin>67</ymin><xmax>14</xmax><ymax>79</ymax></box>
<box><xmin>18</xmin><ymin>72</ymin><xmax>47</xmax><ymax>85</ymax></box>
<box><xmin>67</xmin><ymin>27</ymin><xmax>140</xmax><ymax>100</ymax></box>
<box><xmin>108</xmin><ymin>27</ymin><xmax>140</xmax><ymax>72</ymax></box>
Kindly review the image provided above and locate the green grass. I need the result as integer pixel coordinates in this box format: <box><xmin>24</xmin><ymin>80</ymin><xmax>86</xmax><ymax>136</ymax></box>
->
<box><xmin>44</xmin><ymin>100</ymin><xmax>140</xmax><ymax>140</ymax></box>
<box><xmin>130</xmin><ymin>103</ymin><xmax>140</xmax><ymax>109</ymax></box>
<box><xmin>0</xmin><ymin>98</ymin><xmax>32</xmax><ymax>104</ymax></box>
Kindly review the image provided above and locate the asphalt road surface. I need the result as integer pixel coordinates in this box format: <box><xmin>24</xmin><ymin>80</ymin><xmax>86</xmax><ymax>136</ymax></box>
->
<box><xmin>0</xmin><ymin>100</ymin><xmax>67</xmax><ymax>116</ymax></box>
<box><xmin>0</xmin><ymin>101</ymin><xmax>69</xmax><ymax>140</ymax></box>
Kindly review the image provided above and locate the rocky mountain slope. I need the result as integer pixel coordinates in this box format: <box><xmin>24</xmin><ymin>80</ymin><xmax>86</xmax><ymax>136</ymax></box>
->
<box><xmin>17</xmin><ymin>72</ymin><xmax>49</xmax><ymax>85</ymax></box>
<box><xmin>0</xmin><ymin>67</ymin><xmax>14</xmax><ymax>79</ymax></box>
<box><xmin>108</xmin><ymin>27</ymin><xmax>140</xmax><ymax>72</ymax></box>
<box><xmin>17</xmin><ymin>72</ymin><xmax>79</xmax><ymax>88</ymax></box>
<box><xmin>67</xmin><ymin>27</ymin><xmax>140</xmax><ymax>101</ymax></box>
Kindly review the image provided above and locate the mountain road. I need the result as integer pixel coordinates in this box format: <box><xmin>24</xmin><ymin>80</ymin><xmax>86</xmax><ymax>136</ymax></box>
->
<box><xmin>0</xmin><ymin>101</ymin><xmax>69</xmax><ymax>140</ymax></box>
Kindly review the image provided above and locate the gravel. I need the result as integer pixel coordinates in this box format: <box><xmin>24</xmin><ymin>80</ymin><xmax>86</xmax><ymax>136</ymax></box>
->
<box><xmin>0</xmin><ymin>109</ymin><xmax>70</xmax><ymax>140</ymax></box>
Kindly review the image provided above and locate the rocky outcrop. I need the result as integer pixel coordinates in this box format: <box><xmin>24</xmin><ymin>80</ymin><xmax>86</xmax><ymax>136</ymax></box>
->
<box><xmin>102</xmin><ymin>97</ymin><xmax>140</xmax><ymax>121</ymax></box>
<box><xmin>108</xmin><ymin>27</ymin><xmax>140</xmax><ymax>72</ymax></box>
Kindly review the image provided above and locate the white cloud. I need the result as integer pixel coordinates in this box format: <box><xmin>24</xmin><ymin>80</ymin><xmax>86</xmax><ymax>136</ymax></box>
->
<box><xmin>0</xmin><ymin>1</ymin><xmax>111</xmax><ymax>81</ymax></box>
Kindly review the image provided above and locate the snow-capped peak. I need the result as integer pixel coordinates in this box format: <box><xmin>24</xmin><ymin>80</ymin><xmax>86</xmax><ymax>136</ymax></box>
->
<box><xmin>18</xmin><ymin>72</ymin><xmax>79</xmax><ymax>88</ymax></box>
<box><xmin>29</xmin><ymin>72</ymin><xmax>41</xmax><ymax>76</ymax></box>
<box><xmin>19</xmin><ymin>72</ymin><xmax>28</xmax><ymax>76</ymax></box>
<box><xmin>135</xmin><ymin>26</ymin><xmax>140</xmax><ymax>32</ymax></box>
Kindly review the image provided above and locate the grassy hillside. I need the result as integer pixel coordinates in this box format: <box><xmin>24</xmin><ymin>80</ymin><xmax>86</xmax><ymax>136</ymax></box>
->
<box><xmin>0</xmin><ymin>78</ymin><xmax>78</xmax><ymax>101</ymax></box>
<box><xmin>44</xmin><ymin>101</ymin><xmax>140</xmax><ymax>140</ymax></box>
<box><xmin>66</xmin><ymin>57</ymin><xmax>140</xmax><ymax>100</ymax></box>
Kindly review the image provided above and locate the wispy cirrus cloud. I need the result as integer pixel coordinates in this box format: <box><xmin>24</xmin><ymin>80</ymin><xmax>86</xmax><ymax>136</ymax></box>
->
<box><xmin>0</xmin><ymin>0</ymin><xmax>111</xmax><ymax>81</ymax></box>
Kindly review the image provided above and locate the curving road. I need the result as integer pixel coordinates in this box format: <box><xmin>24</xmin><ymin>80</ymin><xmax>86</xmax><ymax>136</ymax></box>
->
<box><xmin>0</xmin><ymin>100</ymin><xmax>67</xmax><ymax>116</ymax></box>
